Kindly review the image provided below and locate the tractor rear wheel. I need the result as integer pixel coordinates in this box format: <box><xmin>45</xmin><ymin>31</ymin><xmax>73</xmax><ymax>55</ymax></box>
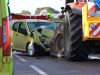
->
<box><xmin>64</xmin><ymin>12</ymin><xmax>89</xmax><ymax>61</ymax></box>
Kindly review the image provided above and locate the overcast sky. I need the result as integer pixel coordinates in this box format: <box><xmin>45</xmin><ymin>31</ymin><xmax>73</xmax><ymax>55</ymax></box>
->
<box><xmin>9</xmin><ymin>0</ymin><xmax>65</xmax><ymax>15</ymax></box>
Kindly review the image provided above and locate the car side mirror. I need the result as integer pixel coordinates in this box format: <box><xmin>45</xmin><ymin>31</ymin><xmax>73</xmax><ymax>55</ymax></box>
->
<box><xmin>61</xmin><ymin>7</ymin><xmax>65</xmax><ymax>15</ymax></box>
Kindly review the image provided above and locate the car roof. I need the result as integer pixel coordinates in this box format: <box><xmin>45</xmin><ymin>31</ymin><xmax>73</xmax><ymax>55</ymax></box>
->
<box><xmin>10</xmin><ymin>19</ymin><xmax>55</xmax><ymax>27</ymax></box>
<box><xmin>12</xmin><ymin>19</ymin><xmax>51</xmax><ymax>22</ymax></box>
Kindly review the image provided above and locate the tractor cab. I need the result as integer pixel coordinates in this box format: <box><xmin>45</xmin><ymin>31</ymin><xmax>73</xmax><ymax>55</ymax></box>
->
<box><xmin>89</xmin><ymin>0</ymin><xmax>100</xmax><ymax>17</ymax></box>
<box><xmin>81</xmin><ymin>0</ymin><xmax>100</xmax><ymax>40</ymax></box>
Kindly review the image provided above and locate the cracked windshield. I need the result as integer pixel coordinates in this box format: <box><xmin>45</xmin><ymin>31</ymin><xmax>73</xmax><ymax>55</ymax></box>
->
<box><xmin>1</xmin><ymin>0</ymin><xmax>100</xmax><ymax>75</ymax></box>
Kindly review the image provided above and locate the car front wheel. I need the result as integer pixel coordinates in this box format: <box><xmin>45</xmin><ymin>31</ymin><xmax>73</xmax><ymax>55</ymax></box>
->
<box><xmin>27</xmin><ymin>43</ymin><xmax>35</xmax><ymax>56</ymax></box>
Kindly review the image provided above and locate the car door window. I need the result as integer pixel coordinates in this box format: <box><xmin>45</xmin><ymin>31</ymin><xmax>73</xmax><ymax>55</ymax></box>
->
<box><xmin>12</xmin><ymin>22</ymin><xmax>19</xmax><ymax>32</ymax></box>
<box><xmin>18</xmin><ymin>22</ymin><xmax>27</xmax><ymax>35</ymax></box>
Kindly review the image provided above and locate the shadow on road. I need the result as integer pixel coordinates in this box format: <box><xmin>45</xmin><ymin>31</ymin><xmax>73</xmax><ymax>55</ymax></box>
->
<box><xmin>87</xmin><ymin>59</ymin><xmax>100</xmax><ymax>62</ymax></box>
<box><xmin>14</xmin><ymin>51</ymin><xmax>100</xmax><ymax>63</ymax></box>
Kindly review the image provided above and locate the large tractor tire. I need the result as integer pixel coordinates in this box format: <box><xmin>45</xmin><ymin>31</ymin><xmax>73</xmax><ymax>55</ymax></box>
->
<box><xmin>64</xmin><ymin>12</ymin><xmax>90</xmax><ymax>61</ymax></box>
<box><xmin>50</xmin><ymin>23</ymin><xmax>64</xmax><ymax>58</ymax></box>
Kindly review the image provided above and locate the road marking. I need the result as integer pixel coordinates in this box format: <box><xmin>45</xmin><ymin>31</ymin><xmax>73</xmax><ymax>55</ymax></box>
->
<box><xmin>30</xmin><ymin>65</ymin><xmax>48</xmax><ymax>75</ymax></box>
<box><xmin>13</xmin><ymin>52</ymin><xmax>27</xmax><ymax>62</ymax></box>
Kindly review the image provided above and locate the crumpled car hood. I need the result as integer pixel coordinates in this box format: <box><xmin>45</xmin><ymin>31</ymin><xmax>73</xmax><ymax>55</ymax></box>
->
<box><xmin>32</xmin><ymin>28</ymin><xmax>54</xmax><ymax>52</ymax></box>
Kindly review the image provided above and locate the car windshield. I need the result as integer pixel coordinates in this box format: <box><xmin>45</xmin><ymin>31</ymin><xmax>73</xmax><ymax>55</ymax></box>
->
<box><xmin>27</xmin><ymin>22</ymin><xmax>56</xmax><ymax>32</ymax></box>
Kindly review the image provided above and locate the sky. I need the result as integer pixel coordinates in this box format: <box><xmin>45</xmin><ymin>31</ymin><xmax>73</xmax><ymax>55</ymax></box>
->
<box><xmin>9</xmin><ymin>0</ymin><xmax>65</xmax><ymax>15</ymax></box>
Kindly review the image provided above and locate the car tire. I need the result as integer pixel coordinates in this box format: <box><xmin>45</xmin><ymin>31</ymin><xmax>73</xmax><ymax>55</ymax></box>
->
<box><xmin>50</xmin><ymin>23</ymin><xmax>64</xmax><ymax>58</ymax></box>
<box><xmin>27</xmin><ymin>42</ymin><xmax>35</xmax><ymax>56</ymax></box>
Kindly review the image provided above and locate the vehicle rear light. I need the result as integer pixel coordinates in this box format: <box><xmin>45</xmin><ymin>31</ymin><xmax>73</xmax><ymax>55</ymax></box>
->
<box><xmin>2</xmin><ymin>18</ymin><xmax>11</xmax><ymax>56</ymax></box>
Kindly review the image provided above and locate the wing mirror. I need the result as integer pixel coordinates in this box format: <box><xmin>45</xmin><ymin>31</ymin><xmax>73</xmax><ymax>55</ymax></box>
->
<box><xmin>61</xmin><ymin>7</ymin><xmax>65</xmax><ymax>15</ymax></box>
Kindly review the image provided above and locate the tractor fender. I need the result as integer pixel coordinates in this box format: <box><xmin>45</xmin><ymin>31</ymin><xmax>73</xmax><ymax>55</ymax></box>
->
<box><xmin>65</xmin><ymin>2</ymin><xmax>85</xmax><ymax>15</ymax></box>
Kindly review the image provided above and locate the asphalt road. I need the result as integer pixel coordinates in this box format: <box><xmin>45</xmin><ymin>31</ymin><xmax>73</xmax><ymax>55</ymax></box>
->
<box><xmin>13</xmin><ymin>52</ymin><xmax>100</xmax><ymax>75</ymax></box>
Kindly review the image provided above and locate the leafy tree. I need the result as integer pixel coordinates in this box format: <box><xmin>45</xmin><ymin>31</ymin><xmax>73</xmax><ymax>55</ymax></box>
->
<box><xmin>35</xmin><ymin>7</ymin><xmax>59</xmax><ymax>14</ymax></box>
<box><xmin>19</xmin><ymin>10</ymin><xmax>31</xmax><ymax>15</ymax></box>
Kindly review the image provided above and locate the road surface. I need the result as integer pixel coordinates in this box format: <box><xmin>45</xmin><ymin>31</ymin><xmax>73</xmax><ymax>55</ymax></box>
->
<box><xmin>13</xmin><ymin>52</ymin><xmax>100</xmax><ymax>75</ymax></box>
